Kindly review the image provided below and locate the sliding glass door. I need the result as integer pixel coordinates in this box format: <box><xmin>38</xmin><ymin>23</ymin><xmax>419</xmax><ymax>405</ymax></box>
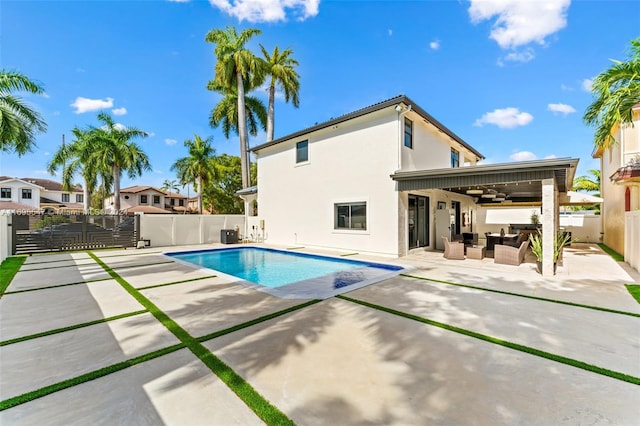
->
<box><xmin>408</xmin><ymin>195</ymin><xmax>429</xmax><ymax>249</ymax></box>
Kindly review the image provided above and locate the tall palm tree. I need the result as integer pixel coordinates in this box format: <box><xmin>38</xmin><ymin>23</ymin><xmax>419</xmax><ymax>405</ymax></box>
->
<box><xmin>90</xmin><ymin>112</ymin><xmax>150</xmax><ymax>212</ymax></box>
<box><xmin>584</xmin><ymin>37</ymin><xmax>640</xmax><ymax>150</ymax></box>
<box><xmin>208</xmin><ymin>81</ymin><xmax>267</xmax><ymax>165</ymax></box>
<box><xmin>259</xmin><ymin>45</ymin><xmax>300</xmax><ymax>142</ymax></box>
<box><xmin>0</xmin><ymin>69</ymin><xmax>47</xmax><ymax>155</ymax></box>
<box><xmin>48</xmin><ymin>127</ymin><xmax>104</xmax><ymax>213</ymax></box>
<box><xmin>205</xmin><ymin>26</ymin><xmax>263</xmax><ymax>189</ymax></box>
<box><xmin>171</xmin><ymin>134</ymin><xmax>218</xmax><ymax>214</ymax></box>
<box><xmin>161</xmin><ymin>179</ymin><xmax>180</xmax><ymax>194</ymax></box>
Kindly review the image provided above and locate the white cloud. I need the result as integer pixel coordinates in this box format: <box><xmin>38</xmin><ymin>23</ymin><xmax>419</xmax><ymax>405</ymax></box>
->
<box><xmin>43</xmin><ymin>152</ymin><xmax>50</xmax><ymax>156</ymax></box>
<box><xmin>510</xmin><ymin>151</ymin><xmax>537</xmax><ymax>161</ymax></box>
<box><xmin>70</xmin><ymin>97</ymin><xmax>114</xmax><ymax>114</ymax></box>
<box><xmin>582</xmin><ymin>78</ymin><xmax>593</xmax><ymax>92</ymax></box>
<box><xmin>165</xmin><ymin>138</ymin><xmax>178</xmax><ymax>146</ymax></box>
<box><xmin>148</xmin><ymin>132</ymin><xmax>156</xmax><ymax>137</ymax></box>
<box><xmin>154</xmin><ymin>169</ymin><xmax>163</xmax><ymax>174</ymax></box>
<box><xmin>544</xmin><ymin>154</ymin><xmax>558</xmax><ymax>159</ymax></box>
<box><xmin>497</xmin><ymin>48</ymin><xmax>535</xmax><ymax>66</ymax></box>
<box><xmin>112</xmin><ymin>107</ymin><xmax>127</xmax><ymax>116</ymax></box>
<box><xmin>560</xmin><ymin>84</ymin><xmax>573</xmax><ymax>91</ymax></box>
<box><xmin>429</xmin><ymin>40</ymin><xmax>440</xmax><ymax>50</ymax></box>
<box><xmin>113</xmin><ymin>123</ymin><xmax>126</xmax><ymax>131</ymax></box>
<box><xmin>474</xmin><ymin>107</ymin><xmax>534</xmax><ymax>128</ymax></box>
<box><xmin>208</xmin><ymin>0</ymin><xmax>319</xmax><ymax>22</ymax></box>
<box><xmin>388</xmin><ymin>29</ymin><xmax>393</xmax><ymax>36</ymax></box>
<box><xmin>547</xmin><ymin>103</ymin><xmax>576</xmax><ymax>115</ymax></box>
<box><xmin>468</xmin><ymin>0</ymin><xmax>570</xmax><ymax>49</ymax></box>
<box><xmin>42</xmin><ymin>92</ymin><xmax>50</xmax><ymax>99</ymax></box>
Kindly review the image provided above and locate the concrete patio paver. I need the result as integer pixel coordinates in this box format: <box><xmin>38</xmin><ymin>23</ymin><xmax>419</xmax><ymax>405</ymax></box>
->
<box><xmin>204</xmin><ymin>297</ymin><xmax>640</xmax><ymax>425</ymax></box>
<box><xmin>0</xmin><ymin>279</ymin><xmax>144</xmax><ymax>341</ymax></box>
<box><xmin>0</xmin><ymin>348</ymin><xmax>264</xmax><ymax>426</ymax></box>
<box><xmin>6</xmin><ymin>263</ymin><xmax>111</xmax><ymax>292</ymax></box>
<box><xmin>22</xmin><ymin>252</ymin><xmax>92</xmax><ymax>264</ymax></box>
<box><xmin>115</xmin><ymin>262</ymin><xmax>217</xmax><ymax>289</ymax></box>
<box><xmin>0</xmin><ymin>313</ymin><xmax>179</xmax><ymax>400</ymax></box>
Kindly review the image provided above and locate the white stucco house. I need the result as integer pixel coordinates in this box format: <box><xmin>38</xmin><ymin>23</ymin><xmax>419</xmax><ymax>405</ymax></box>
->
<box><xmin>245</xmin><ymin>95</ymin><xmax>578</xmax><ymax>274</ymax></box>
<box><xmin>593</xmin><ymin>103</ymin><xmax>640</xmax><ymax>270</ymax></box>
<box><xmin>104</xmin><ymin>186</ymin><xmax>171</xmax><ymax>214</ymax></box>
<box><xmin>0</xmin><ymin>176</ymin><xmax>84</xmax><ymax>213</ymax></box>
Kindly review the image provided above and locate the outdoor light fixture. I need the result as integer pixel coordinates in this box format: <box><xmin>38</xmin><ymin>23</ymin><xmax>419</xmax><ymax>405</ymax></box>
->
<box><xmin>395</xmin><ymin>105</ymin><xmax>403</xmax><ymax>112</ymax></box>
<box><xmin>466</xmin><ymin>189</ymin><xmax>484</xmax><ymax>195</ymax></box>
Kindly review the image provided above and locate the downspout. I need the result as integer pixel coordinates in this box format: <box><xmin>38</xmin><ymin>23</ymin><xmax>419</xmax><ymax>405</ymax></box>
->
<box><xmin>396</xmin><ymin>104</ymin><xmax>413</xmax><ymax>171</ymax></box>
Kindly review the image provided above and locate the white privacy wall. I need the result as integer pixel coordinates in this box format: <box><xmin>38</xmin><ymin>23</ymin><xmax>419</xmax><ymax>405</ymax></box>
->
<box><xmin>625</xmin><ymin>211</ymin><xmax>640</xmax><ymax>272</ymax></box>
<box><xmin>255</xmin><ymin>109</ymin><xmax>401</xmax><ymax>256</ymax></box>
<box><xmin>138</xmin><ymin>214</ymin><xmax>245</xmax><ymax>247</ymax></box>
<box><xmin>0</xmin><ymin>215</ymin><xmax>9</xmax><ymax>263</ymax></box>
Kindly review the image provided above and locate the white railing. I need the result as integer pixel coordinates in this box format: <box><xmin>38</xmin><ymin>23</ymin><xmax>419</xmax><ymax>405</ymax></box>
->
<box><xmin>624</xmin><ymin>210</ymin><xmax>640</xmax><ymax>272</ymax></box>
<box><xmin>138</xmin><ymin>214</ymin><xmax>245</xmax><ymax>247</ymax></box>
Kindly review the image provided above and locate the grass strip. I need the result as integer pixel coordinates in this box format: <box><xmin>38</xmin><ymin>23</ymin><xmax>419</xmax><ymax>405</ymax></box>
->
<box><xmin>108</xmin><ymin>260</ymin><xmax>174</xmax><ymax>270</ymax></box>
<box><xmin>0</xmin><ymin>343</ymin><xmax>186</xmax><ymax>411</ymax></box>
<box><xmin>337</xmin><ymin>295</ymin><xmax>640</xmax><ymax>386</ymax></box>
<box><xmin>626</xmin><ymin>284</ymin><xmax>640</xmax><ymax>304</ymax></box>
<box><xmin>97</xmin><ymin>250</ymin><xmax>164</xmax><ymax>258</ymax></box>
<box><xmin>197</xmin><ymin>299</ymin><xmax>322</xmax><ymax>342</ymax></box>
<box><xmin>0</xmin><ymin>310</ymin><xmax>148</xmax><ymax>347</ymax></box>
<box><xmin>401</xmin><ymin>273</ymin><xmax>640</xmax><ymax>318</ymax></box>
<box><xmin>20</xmin><ymin>258</ymin><xmax>95</xmax><ymax>266</ymax></box>
<box><xmin>136</xmin><ymin>275</ymin><xmax>218</xmax><ymax>291</ymax></box>
<box><xmin>598</xmin><ymin>243</ymin><xmax>624</xmax><ymax>262</ymax></box>
<box><xmin>339</xmin><ymin>252</ymin><xmax>359</xmax><ymax>257</ymax></box>
<box><xmin>2</xmin><ymin>277</ymin><xmax>113</xmax><ymax>295</ymax></box>
<box><xmin>16</xmin><ymin>262</ymin><xmax>105</xmax><ymax>272</ymax></box>
<box><xmin>88</xmin><ymin>251</ymin><xmax>295</xmax><ymax>425</ymax></box>
<box><xmin>0</xmin><ymin>257</ymin><xmax>26</xmax><ymax>296</ymax></box>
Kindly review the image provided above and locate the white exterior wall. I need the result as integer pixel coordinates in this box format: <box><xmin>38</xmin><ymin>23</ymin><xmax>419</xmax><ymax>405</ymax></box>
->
<box><xmin>624</xmin><ymin>210</ymin><xmax>640</xmax><ymax>272</ymax></box>
<box><xmin>256</xmin><ymin>109</ymin><xmax>401</xmax><ymax>256</ymax></box>
<box><xmin>0</xmin><ymin>214</ymin><xmax>9</xmax><ymax>263</ymax></box>
<box><xmin>41</xmin><ymin>189</ymin><xmax>83</xmax><ymax>204</ymax></box>
<box><xmin>138</xmin><ymin>214</ymin><xmax>245</xmax><ymax>246</ymax></box>
<box><xmin>105</xmin><ymin>190</ymin><xmax>166</xmax><ymax>211</ymax></box>
<box><xmin>0</xmin><ymin>180</ymin><xmax>41</xmax><ymax>209</ymax></box>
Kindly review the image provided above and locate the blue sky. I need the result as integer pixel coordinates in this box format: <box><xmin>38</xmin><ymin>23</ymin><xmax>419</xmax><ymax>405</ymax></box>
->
<box><xmin>1</xmin><ymin>0</ymin><xmax>638</xmax><ymax>190</ymax></box>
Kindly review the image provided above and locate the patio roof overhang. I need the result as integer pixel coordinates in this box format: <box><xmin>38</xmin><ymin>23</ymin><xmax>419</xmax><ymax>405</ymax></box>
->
<box><xmin>390</xmin><ymin>158</ymin><xmax>579</xmax><ymax>204</ymax></box>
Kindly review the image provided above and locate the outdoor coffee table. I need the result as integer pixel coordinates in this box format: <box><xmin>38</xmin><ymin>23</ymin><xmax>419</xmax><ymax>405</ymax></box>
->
<box><xmin>467</xmin><ymin>246</ymin><xmax>486</xmax><ymax>260</ymax></box>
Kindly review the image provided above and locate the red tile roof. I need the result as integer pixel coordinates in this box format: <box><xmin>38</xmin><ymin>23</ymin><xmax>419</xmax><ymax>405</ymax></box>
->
<box><xmin>20</xmin><ymin>178</ymin><xmax>82</xmax><ymax>192</ymax></box>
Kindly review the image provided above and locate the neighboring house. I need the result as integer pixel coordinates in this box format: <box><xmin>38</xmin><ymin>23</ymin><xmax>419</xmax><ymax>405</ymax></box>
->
<box><xmin>593</xmin><ymin>104</ymin><xmax>640</xmax><ymax>267</ymax></box>
<box><xmin>248</xmin><ymin>94</ymin><xmax>577</xmax><ymax>265</ymax></box>
<box><xmin>164</xmin><ymin>191</ymin><xmax>188</xmax><ymax>213</ymax></box>
<box><xmin>104</xmin><ymin>185</ymin><xmax>188</xmax><ymax>214</ymax></box>
<box><xmin>0</xmin><ymin>176</ymin><xmax>83</xmax><ymax>213</ymax></box>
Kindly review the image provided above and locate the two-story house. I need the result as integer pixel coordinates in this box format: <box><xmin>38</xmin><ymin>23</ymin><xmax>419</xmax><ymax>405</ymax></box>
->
<box><xmin>247</xmin><ymin>95</ymin><xmax>578</xmax><ymax>271</ymax></box>
<box><xmin>104</xmin><ymin>186</ymin><xmax>170</xmax><ymax>214</ymax></box>
<box><xmin>0</xmin><ymin>177</ymin><xmax>84</xmax><ymax>213</ymax></box>
<box><xmin>593</xmin><ymin>103</ymin><xmax>640</xmax><ymax>269</ymax></box>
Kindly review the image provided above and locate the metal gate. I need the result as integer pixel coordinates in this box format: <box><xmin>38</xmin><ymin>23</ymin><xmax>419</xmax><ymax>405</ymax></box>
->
<box><xmin>11</xmin><ymin>214</ymin><xmax>139</xmax><ymax>255</ymax></box>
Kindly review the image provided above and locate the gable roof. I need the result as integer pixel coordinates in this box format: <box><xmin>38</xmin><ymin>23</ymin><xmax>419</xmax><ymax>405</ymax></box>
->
<box><xmin>250</xmin><ymin>94</ymin><xmax>484</xmax><ymax>160</ymax></box>
<box><xmin>164</xmin><ymin>190</ymin><xmax>187</xmax><ymax>199</ymax></box>
<box><xmin>119</xmin><ymin>185</ymin><xmax>166</xmax><ymax>195</ymax></box>
<box><xmin>0</xmin><ymin>177</ymin><xmax>45</xmax><ymax>189</ymax></box>
<box><xmin>20</xmin><ymin>178</ymin><xmax>82</xmax><ymax>192</ymax></box>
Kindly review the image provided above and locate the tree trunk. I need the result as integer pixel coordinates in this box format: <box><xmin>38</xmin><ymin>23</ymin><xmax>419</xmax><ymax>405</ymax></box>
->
<box><xmin>236</xmin><ymin>71</ymin><xmax>250</xmax><ymax>189</ymax></box>
<box><xmin>197</xmin><ymin>175</ymin><xmax>203</xmax><ymax>214</ymax></box>
<box><xmin>113</xmin><ymin>165</ymin><xmax>121</xmax><ymax>213</ymax></box>
<box><xmin>266</xmin><ymin>80</ymin><xmax>275</xmax><ymax>142</ymax></box>
<box><xmin>83</xmin><ymin>178</ymin><xmax>91</xmax><ymax>214</ymax></box>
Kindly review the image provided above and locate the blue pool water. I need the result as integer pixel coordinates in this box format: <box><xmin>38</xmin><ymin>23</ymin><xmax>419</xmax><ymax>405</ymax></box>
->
<box><xmin>167</xmin><ymin>247</ymin><xmax>402</xmax><ymax>289</ymax></box>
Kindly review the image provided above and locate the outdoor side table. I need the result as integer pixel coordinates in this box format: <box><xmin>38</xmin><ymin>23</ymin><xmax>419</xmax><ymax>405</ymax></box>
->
<box><xmin>467</xmin><ymin>246</ymin><xmax>485</xmax><ymax>260</ymax></box>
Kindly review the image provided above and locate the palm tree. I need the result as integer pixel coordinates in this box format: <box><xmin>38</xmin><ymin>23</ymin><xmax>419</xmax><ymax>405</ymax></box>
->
<box><xmin>208</xmin><ymin>82</ymin><xmax>267</xmax><ymax>168</ymax></box>
<box><xmin>90</xmin><ymin>112</ymin><xmax>150</xmax><ymax>212</ymax></box>
<box><xmin>573</xmin><ymin>169</ymin><xmax>601</xmax><ymax>194</ymax></box>
<box><xmin>48</xmin><ymin>127</ymin><xmax>104</xmax><ymax>213</ymax></box>
<box><xmin>205</xmin><ymin>26</ymin><xmax>263</xmax><ymax>189</ymax></box>
<box><xmin>259</xmin><ymin>45</ymin><xmax>300</xmax><ymax>142</ymax></box>
<box><xmin>584</xmin><ymin>37</ymin><xmax>640</xmax><ymax>150</ymax></box>
<box><xmin>171</xmin><ymin>134</ymin><xmax>218</xmax><ymax>214</ymax></box>
<box><xmin>161</xmin><ymin>179</ymin><xmax>180</xmax><ymax>194</ymax></box>
<box><xmin>0</xmin><ymin>69</ymin><xmax>47</xmax><ymax>155</ymax></box>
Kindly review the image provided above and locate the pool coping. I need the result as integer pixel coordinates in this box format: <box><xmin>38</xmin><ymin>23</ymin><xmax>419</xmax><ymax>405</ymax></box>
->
<box><xmin>162</xmin><ymin>246</ymin><xmax>413</xmax><ymax>299</ymax></box>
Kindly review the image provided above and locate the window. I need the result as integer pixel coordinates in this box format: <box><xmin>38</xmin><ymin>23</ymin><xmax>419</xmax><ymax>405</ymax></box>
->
<box><xmin>140</xmin><ymin>195</ymin><xmax>148</xmax><ymax>204</ymax></box>
<box><xmin>21</xmin><ymin>189</ymin><xmax>32</xmax><ymax>199</ymax></box>
<box><xmin>296</xmin><ymin>140</ymin><xmax>308</xmax><ymax>163</ymax></box>
<box><xmin>404</xmin><ymin>118</ymin><xmax>413</xmax><ymax>148</ymax></box>
<box><xmin>153</xmin><ymin>195</ymin><xmax>160</xmax><ymax>204</ymax></box>
<box><xmin>62</xmin><ymin>193</ymin><xmax>70</xmax><ymax>202</ymax></box>
<box><xmin>76</xmin><ymin>194</ymin><xmax>83</xmax><ymax>203</ymax></box>
<box><xmin>170</xmin><ymin>198</ymin><xmax>175</xmax><ymax>206</ymax></box>
<box><xmin>334</xmin><ymin>202</ymin><xmax>367</xmax><ymax>230</ymax></box>
<box><xmin>1</xmin><ymin>188</ymin><xmax>11</xmax><ymax>199</ymax></box>
<box><xmin>178</xmin><ymin>199</ymin><xmax>184</xmax><ymax>207</ymax></box>
<box><xmin>451</xmin><ymin>148</ymin><xmax>460</xmax><ymax>168</ymax></box>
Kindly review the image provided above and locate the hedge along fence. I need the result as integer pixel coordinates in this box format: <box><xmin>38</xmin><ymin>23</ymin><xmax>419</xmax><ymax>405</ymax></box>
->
<box><xmin>138</xmin><ymin>214</ymin><xmax>245</xmax><ymax>247</ymax></box>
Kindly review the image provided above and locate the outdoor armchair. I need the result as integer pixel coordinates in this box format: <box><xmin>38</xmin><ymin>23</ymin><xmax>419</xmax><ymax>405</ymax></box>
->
<box><xmin>494</xmin><ymin>241</ymin><xmax>528</xmax><ymax>266</ymax></box>
<box><xmin>442</xmin><ymin>237</ymin><xmax>465</xmax><ymax>260</ymax></box>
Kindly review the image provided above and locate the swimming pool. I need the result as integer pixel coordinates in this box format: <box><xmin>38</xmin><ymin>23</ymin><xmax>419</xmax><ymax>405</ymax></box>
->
<box><xmin>166</xmin><ymin>247</ymin><xmax>405</xmax><ymax>299</ymax></box>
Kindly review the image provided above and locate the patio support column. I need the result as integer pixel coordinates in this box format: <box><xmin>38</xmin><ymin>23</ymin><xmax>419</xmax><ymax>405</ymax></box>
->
<box><xmin>541</xmin><ymin>177</ymin><xmax>557</xmax><ymax>277</ymax></box>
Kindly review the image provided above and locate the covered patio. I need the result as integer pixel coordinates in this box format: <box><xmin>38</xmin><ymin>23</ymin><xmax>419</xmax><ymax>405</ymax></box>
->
<box><xmin>391</xmin><ymin>158</ymin><xmax>580</xmax><ymax>276</ymax></box>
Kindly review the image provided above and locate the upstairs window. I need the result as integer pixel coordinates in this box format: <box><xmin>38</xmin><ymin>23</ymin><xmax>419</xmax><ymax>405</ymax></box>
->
<box><xmin>179</xmin><ymin>199</ymin><xmax>184</xmax><ymax>207</ymax></box>
<box><xmin>170</xmin><ymin>198</ymin><xmax>175</xmax><ymax>206</ymax></box>
<box><xmin>1</xmin><ymin>188</ymin><xmax>11</xmax><ymax>199</ymax></box>
<box><xmin>140</xmin><ymin>195</ymin><xmax>148</xmax><ymax>204</ymax></box>
<box><xmin>76</xmin><ymin>194</ymin><xmax>83</xmax><ymax>203</ymax></box>
<box><xmin>153</xmin><ymin>195</ymin><xmax>160</xmax><ymax>204</ymax></box>
<box><xmin>404</xmin><ymin>118</ymin><xmax>413</xmax><ymax>148</ymax></box>
<box><xmin>296</xmin><ymin>140</ymin><xmax>308</xmax><ymax>163</ymax></box>
<box><xmin>62</xmin><ymin>193</ymin><xmax>70</xmax><ymax>202</ymax></box>
<box><xmin>21</xmin><ymin>189</ymin><xmax>32</xmax><ymax>199</ymax></box>
<box><xmin>335</xmin><ymin>202</ymin><xmax>367</xmax><ymax>230</ymax></box>
<box><xmin>451</xmin><ymin>148</ymin><xmax>460</xmax><ymax>168</ymax></box>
